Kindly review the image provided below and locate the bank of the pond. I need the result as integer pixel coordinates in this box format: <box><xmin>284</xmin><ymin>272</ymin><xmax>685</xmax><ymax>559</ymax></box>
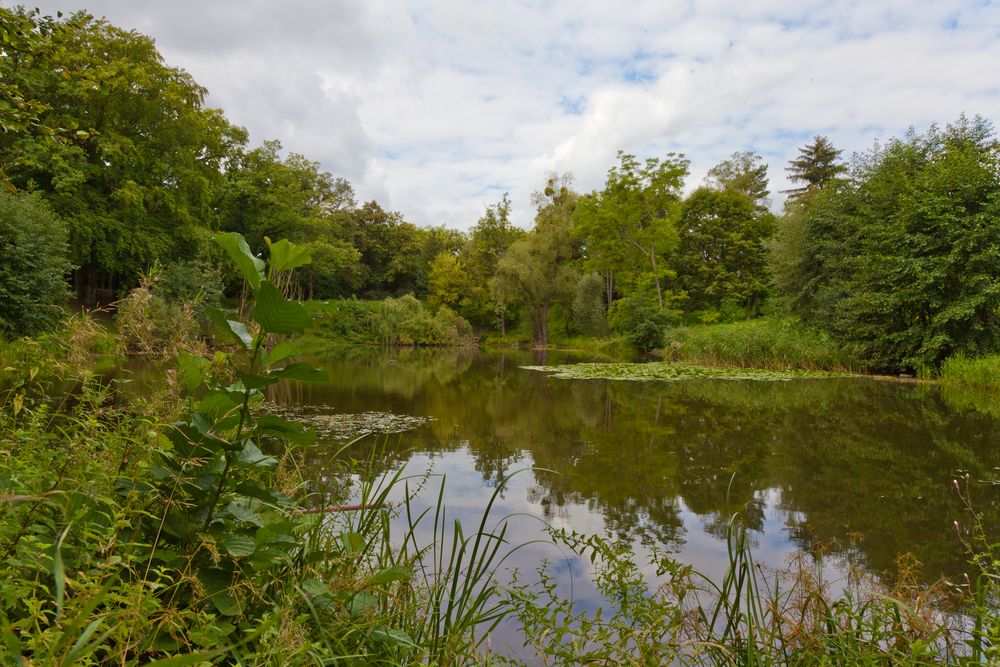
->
<box><xmin>660</xmin><ymin>317</ymin><xmax>862</xmax><ymax>372</ymax></box>
<box><xmin>937</xmin><ymin>353</ymin><xmax>1000</xmax><ymax>393</ymax></box>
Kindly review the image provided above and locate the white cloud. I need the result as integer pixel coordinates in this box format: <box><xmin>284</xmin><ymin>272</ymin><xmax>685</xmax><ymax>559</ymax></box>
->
<box><xmin>26</xmin><ymin>0</ymin><xmax>1000</xmax><ymax>228</ymax></box>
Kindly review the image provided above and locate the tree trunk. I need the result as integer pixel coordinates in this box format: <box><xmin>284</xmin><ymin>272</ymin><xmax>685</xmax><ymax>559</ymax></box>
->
<box><xmin>606</xmin><ymin>268</ymin><xmax>614</xmax><ymax>310</ymax></box>
<box><xmin>533</xmin><ymin>299</ymin><xmax>549</xmax><ymax>346</ymax></box>
<box><xmin>650</xmin><ymin>241</ymin><xmax>663</xmax><ymax>309</ymax></box>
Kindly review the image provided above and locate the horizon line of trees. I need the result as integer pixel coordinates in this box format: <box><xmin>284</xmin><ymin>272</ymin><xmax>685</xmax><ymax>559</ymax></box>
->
<box><xmin>3</xmin><ymin>8</ymin><xmax>1000</xmax><ymax>371</ymax></box>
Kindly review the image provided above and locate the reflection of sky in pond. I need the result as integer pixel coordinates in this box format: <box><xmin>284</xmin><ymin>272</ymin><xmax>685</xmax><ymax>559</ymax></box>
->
<box><xmin>249</xmin><ymin>345</ymin><xmax>1000</xmax><ymax>655</ymax></box>
<box><xmin>352</xmin><ymin>449</ymin><xmax>853</xmax><ymax>658</ymax></box>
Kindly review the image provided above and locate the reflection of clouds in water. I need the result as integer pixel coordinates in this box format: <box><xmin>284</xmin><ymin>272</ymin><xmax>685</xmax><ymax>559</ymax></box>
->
<box><xmin>358</xmin><ymin>448</ymin><xmax>849</xmax><ymax>625</ymax></box>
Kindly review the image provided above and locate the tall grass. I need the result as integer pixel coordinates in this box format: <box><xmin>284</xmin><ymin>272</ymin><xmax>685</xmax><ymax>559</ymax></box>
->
<box><xmin>663</xmin><ymin>317</ymin><xmax>861</xmax><ymax>372</ymax></box>
<box><xmin>937</xmin><ymin>353</ymin><xmax>1000</xmax><ymax>393</ymax></box>
<box><xmin>506</xmin><ymin>512</ymin><xmax>980</xmax><ymax>665</ymax></box>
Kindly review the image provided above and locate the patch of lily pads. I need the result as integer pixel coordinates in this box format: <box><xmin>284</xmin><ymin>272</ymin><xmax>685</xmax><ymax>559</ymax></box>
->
<box><xmin>522</xmin><ymin>362</ymin><xmax>856</xmax><ymax>382</ymax></box>
<box><xmin>264</xmin><ymin>403</ymin><xmax>433</xmax><ymax>440</ymax></box>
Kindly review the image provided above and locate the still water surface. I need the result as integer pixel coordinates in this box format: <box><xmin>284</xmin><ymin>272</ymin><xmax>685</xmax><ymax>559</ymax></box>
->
<box><xmin>263</xmin><ymin>346</ymin><xmax>1000</xmax><ymax>646</ymax></box>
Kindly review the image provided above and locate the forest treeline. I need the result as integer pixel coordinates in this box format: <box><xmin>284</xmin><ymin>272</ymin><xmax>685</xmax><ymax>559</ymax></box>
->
<box><xmin>3</xmin><ymin>8</ymin><xmax>1000</xmax><ymax>371</ymax></box>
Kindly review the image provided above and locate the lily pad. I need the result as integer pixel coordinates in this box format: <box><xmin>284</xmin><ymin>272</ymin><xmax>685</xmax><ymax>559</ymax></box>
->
<box><xmin>522</xmin><ymin>362</ymin><xmax>855</xmax><ymax>382</ymax></box>
<box><xmin>263</xmin><ymin>403</ymin><xmax>433</xmax><ymax>440</ymax></box>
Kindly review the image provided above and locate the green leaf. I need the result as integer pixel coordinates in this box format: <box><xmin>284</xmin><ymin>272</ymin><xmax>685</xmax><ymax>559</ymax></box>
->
<box><xmin>369</xmin><ymin>627</ymin><xmax>417</xmax><ymax>648</ymax></box>
<box><xmin>219</xmin><ymin>533</ymin><xmax>256</xmax><ymax>558</ymax></box>
<box><xmin>199</xmin><ymin>570</ymin><xmax>241</xmax><ymax>616</ymax></box>
<box><xmin>266</xmin><ymin>340</ymin><xmax>301</xmax><ymax>365</ymax></box>
<box><xmin>349</xmin><ymin>592</ymin><xmax>378</xmax><ymax>618</ymax></box>
<box><xmin>215</xmin><ymin>232</ymin><xmax>264</xmax><ymax>290</ymax></box>
<box><xmin>369</xmin><ymin>565</ymin><xmax>412</xmax><ymax>586</ymax></box>
<box><xmin>256</xmin><ymin>414</ymin><xmax>317</xmax><ymax>446</ymax></box>
<box><xmin>255</xmin><ymin>520</ymin><xmax>298</xmax><ymax>546</ymax></box>
<box><xmin>252</xmin><ymin>281</ymin><xmax>311</xmax><ymax>334</ymax></box>
<box><xmin>166</xmin><ymin>423</ymin><xmax>231</xmax><ymax>458</ymax></box>
<box><xmin>341</xmin><ymin>531</ymin><xmax>365</xmax><ymax>554</ymax></box>
<box><xmin>177</xmin><ymin>351</ymin><xmax>210</xmax><ymax>393</ymax></box>
<box><xmin>236</xmin><ymin>480</ymin><xmax>295</xmax><ymax>508</ymax></box>
<box><xmin>267</xmin><ymin>363</ymin><xmax>327</xmax><ymax>383</ymax></box>
<box><xmin>236</xmin><ymin>440</ymin><xmax>277</xmax><ymax>468</ymax></box>
<box><xmin>197</xmin><ymin>390</ymin><xmax>243</xmax><ymax>421</ymax></box>
<box><xmin>144</xmin><ymin>653</ymin><xmax>216</xmax><ymax>667</ymax></box>
<box><xmin>206</xmin><ymin>308</ymin><xmax>253</xmax><ymax>350</ymax></box>
<box><xmin>219</xmin><ymin>502</ymin><xmax>262</xmax><ymax>527</ymax></box>
<box><xmin>238</xmin><ymin>371</ymin><xmax>279</xmax><ymax>390</ymax></box>
<box><xmin>266</xmin><ymin>238</ymin><xmax>312</xmax><ymax>274</ymax></box>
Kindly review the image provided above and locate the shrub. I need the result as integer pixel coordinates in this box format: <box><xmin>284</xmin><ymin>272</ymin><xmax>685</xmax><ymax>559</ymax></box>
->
<box><xmin>608</xmin><ymin>282</ymin><xmax>681</xmax><ymax>351</ymax></box>
<box><xmin>572</xmin><ymin>272</ymin><xmax>608</xmax><ymax>336</ymax></box>
<box><xmin>0</xmin><ymin>191</ymin><xmax>72</xmax><ymax>338</ymax></box>
<box><xmin>369</xmin><ymin>295</ymin><xmax>475</xmax><ymax>346</ymax></box>
<box><xmin>114</xmin><ymin>264</ymin><xmax>205</xmax><ymax>356</ymax></box>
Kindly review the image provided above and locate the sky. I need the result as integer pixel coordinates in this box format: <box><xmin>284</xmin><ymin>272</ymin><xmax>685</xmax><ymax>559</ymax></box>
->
<box><xmin>25</xmin><ymin>0</ymin><xmax>1000</xmax><ymax>229</ymax></box>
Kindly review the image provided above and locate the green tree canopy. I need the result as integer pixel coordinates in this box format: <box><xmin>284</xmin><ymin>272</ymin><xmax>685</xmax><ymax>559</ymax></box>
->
<box><xmin>573</xmin><ymin>151</ymin><xmax>689</xmax><ymax>310</ymax></box>
<box><xmin>0</xmin><ymin>9</ymin><xmax>243</xmax><ymax>300</ymax></box>
<box><xmin>705</xmin><ymin>150</ymin><xmax>770</xmax><ymax>210</ymax></box>
<box><xmin>773</xmin><ymin>116</ymin><xmax>1000</xmax><ymax>369</ymax></box>
<box><xmin>675</xmin><ymin>187</ymin><xmax>776</xmax><ymax>318</ymax></box>
<box><xmin>496</xmin><ymin>176</ymin><xmax>579</xmax><ymax>345</ymax></box>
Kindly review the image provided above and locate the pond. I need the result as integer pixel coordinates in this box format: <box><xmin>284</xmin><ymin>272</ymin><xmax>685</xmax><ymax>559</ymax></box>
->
<box><xmin>145</xmin><ymin>344</ymin><xmax>1000</xmax><ymax>653</ymax></box>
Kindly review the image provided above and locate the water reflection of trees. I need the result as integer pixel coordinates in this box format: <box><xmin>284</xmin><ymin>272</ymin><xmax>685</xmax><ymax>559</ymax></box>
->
<box><xmin>295</xmin><ymin>349</ymin><xmax>1000</xmax><ymax>583</ymax></box>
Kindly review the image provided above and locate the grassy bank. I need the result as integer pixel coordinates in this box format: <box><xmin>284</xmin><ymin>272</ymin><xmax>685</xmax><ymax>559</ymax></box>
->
<box><xmin>937</xmin><ymin>353</ymin><xmax>1000</xmax><ymax>393</ymax></box>
<box><xmin>662</xmin><ymin>317</ymin><xmax>862</xmax><ymax>372</ymax></box>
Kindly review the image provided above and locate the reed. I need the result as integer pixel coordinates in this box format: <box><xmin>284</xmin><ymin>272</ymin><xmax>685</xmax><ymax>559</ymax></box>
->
<box><xmin>663</xmin><ymin>317</ymin><xmax>861</xmax><ymax>372</ymax></box>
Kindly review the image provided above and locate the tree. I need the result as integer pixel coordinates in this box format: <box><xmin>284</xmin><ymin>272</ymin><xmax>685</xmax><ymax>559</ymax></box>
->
<box><xmin>466</xmin><ymin>193</ymin><xmax>524</xmax><ymax>331</ymax></box>
<box><xmin>0</xmin><ymin>12</ymin><xmax>246</xmax><ymax>298</ymax></box>
<box><xmin>427</xmin><ymin>251</ymin><xmax>471</xmax><ymax>311</ymax></box>
<box><xmin>0</xmin><ymin>191</ymin><xmax>72</xmax><ymax>337</ymax></box>
<box><xmin>705</xmin><ymin>150</ymin><xmax>770</xmax><ymax>210</ymax></box>
<box><xmin>0</xmin><ymin>9</ymin><xmax>242</xmax><ymax>302</ymax></box>
<box><xmin>773</xmin><ymin>116</ymin><xmax>1000</xmax><ymax>370</ymax></box>
<box><xmin>783</xmin><ymin>136</ymin><xmax>847</xmax><ymax>200</ymax></box>
<box><xmin>573</xmin><ymin>151</ymin><xmax>689</xmax><ymax>310</ymax></box>
<box><xmin>495</xmin><ymin>175</ymin><xmax>578</xmax><ymax>345</ymax></box>
<box><xmin>675</xmin><ymin>188</ymin><xmax>776</xmax><ymax>317</ymax></box>
<box><xmin>572</xmin><ymin>272</ymin><xmax>608</xmax><ymax>336</ymax></box>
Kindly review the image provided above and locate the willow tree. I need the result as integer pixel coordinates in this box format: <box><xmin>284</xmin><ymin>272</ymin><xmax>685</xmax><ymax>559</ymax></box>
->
<box><xmin>495</xmin><ymin>176</ymin><xmax>578</xmax><ymax>345</ymax></box>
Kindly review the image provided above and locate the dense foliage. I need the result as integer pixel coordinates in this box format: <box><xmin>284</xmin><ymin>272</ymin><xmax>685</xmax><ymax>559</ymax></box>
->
<box><xmin>772</xmin><ymin>117</ymin><xmax>1000</xmax><ymax>370</ymax></box>
<box><xmin>0</xmin><ymin>191</ymin><xmax>72</xmax><ymax>337</ymax></box>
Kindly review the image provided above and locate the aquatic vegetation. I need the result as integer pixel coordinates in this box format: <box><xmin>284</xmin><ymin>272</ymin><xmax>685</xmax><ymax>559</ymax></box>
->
<box><xmin>523</xmin><ymin>361</ymin><xmax>855</xmax><ymax>382</ymax></box>
<box><xmin>264</xmin><ymin>403</ymin><xmax>434</xmax><ymax>440</ymax></box>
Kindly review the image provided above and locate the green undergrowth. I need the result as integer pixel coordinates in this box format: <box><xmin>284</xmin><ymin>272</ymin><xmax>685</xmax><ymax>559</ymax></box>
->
<box><xmin>523</xmin><ymin>361</ymin><xmax>856</xmax><ymax>382</ymax></box>
<box><xmin>937</xmin><ymin>353</ymin><xmax>1000</xmax><ymax>393</ymax></box>
<box><xmin>0</xmin><ymin>235</ymin><xmax>516</xmax><ymax>665</ymax></box>
<box><xmin>662</xmin><ymin>317</ymin><xmax>862</xmax><ymax>372</ymax></box>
